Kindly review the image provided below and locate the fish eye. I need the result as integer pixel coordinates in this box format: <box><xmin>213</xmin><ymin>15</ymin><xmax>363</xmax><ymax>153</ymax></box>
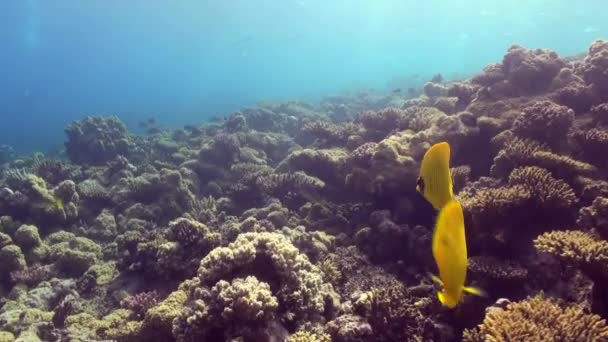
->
<box><xmin>416</xmin><ymin>177</ymin><xmax>425</xmax><ymax>192</ymax></box>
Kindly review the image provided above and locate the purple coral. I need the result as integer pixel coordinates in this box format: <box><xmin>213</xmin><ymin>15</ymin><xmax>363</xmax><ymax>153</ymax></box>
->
<box><xmin>121</xmin><ymin>290</ymin><xmax>160</xmax><ymax>320</ymax></box>
<box><xmin>10</xmin><ymin>264</ymin><xmax>55</xmax><ymax>286</ymax></box>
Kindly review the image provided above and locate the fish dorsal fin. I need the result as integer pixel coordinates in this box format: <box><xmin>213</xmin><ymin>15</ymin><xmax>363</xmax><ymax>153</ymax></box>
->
<box><xmin>419</xmin><ymin>142</ymin><xmax>453</xmax><ymax>210</ymax></box>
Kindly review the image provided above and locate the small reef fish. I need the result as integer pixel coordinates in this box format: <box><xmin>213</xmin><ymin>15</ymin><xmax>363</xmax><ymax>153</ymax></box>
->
<box><xmin>416</xmin><ymin>142</ymin><xmax>454</xmax><ymax>210</ymax></box>
<box><xmin>431</xmin><ymin>199</ymin><xmax>484</xmax><ymax>308</ymax></box>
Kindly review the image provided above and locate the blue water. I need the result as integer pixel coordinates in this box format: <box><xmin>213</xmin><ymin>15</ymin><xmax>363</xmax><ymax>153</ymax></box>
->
<box><xmin>1</xmin><ymin>0</ymin><xmax>607</xmax><ymax>154</ymax></box>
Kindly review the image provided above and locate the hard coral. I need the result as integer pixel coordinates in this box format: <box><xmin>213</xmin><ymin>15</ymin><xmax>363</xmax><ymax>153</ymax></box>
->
<box><xmin>581</xmin><ymin>40</ymin><xmax>608</xmax><ymax>100</ymax></box>
<box><xmin>121</xmin><ymin>291</ymin><xmax>160</xmax><ymax>320</ymax></box>
<box><xmin>508</xmin><ymin>166</ymin><xmax>577</xmax><ymax>210</ymax></box>
<box><xmin>578</xmin><ymin>196</ymin><xmax>608</xmax><ymax>238</ymax></box>
<box><xmin>512</xmin><ymin>100</ymin><xmax>574</xmax><ymax>148</ymax></box>
<box><xmin>205</xmin><ymin>276</ymin><xmax>278</xmax><ymax>323</ymax></box>
<box><xmin>534</xmin><ymin>230</ymin><xmax>608</xmax><ymax>279</ymax></box>
<box><xmin>193</xmin><ymin>232</ymin><xmax>337</xmax><ymax>324</ymax></box>
<box><xmin>502</xmin><ymin>45</ymin><xmax>565</xmax><ymax>94</ymax></box>
<box><xmin>463</xmin><ymin>294</ymin><xmax>608</xmax><ymax>341</ymax></box>
<box><xmin>173</xmin><ymin>276</ymin><xmax>280</xmax><ymax>341</ymax></box>
<box><xmin>65</xmin><ymin>116</ymin><xmax>133</xmax><ymax>165</ymax></box>
<box><xmin>46</xmin><ymin>232</ymin><xmax>101</xmax><ymax>277</ymax></box>
<box><xmin>355</xmin><ymin>284</ymin><xmax>433</xmax><ymax>341</ymax></box>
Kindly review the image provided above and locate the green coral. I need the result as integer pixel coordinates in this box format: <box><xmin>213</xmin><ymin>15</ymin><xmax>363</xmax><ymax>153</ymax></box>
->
<box><xmin>65</xmin><ymin>309</ymin><xmax>142</xmax><ymax>342</ymax></box>
<box><xmin>140</xmin><ymin>290</ymin><xmax>187</xmax><ymax>340</ymax></box>
<box><xmin>13</xmin><ymin>225</ymin><xmax>41</xmax><ymax>249</ymax></box>
<box><xmin>46</xmin><ymin>232</ymin><xmax>101</xmax><ymax>276</ymax></box>
<box><xmin>87</xmin><ymin>262</ymin><xmax>117</xmax><ymax>286</ymax></box>
<box><xmin>0</xmin><ymin>245</ymin><xmax>26</xmax><ymax>278</ymax></box>
<box><xmin>0</xmin><ymin>331</ymin><xmax>15</xmax><ymax>342</ymax></box>
<box><xmin>288</xmin><ymin>330</ymin><xmax>332</xmax><ymax>342</ymax></box>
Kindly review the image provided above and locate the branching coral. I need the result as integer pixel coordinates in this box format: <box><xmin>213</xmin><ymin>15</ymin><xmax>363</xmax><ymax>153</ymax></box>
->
<box><xmin>578</xmin><ymin>196</ymin><xmax>608</xmax><ymax>238</ymax></box>
<box><xmin>468</xmin><ymin>256</ymin><xmax>528</xmax><ymax>282</ymax></box>
<box><xmin>534</xmin><ymin>230</ymin><xmax>608</xmax><ymax>279</ymax></box>
<box><xmin>467</xmin><ymin>256</ymin><xmax>527</xmax><ymax>297</ymax></box>
<box><xmin>491</xmin><ymin>136</ymin><xmax>595</xmax><ymax>181</ymax></box>
<box><xmin>288</xmin><ymin>330</ymin><xmax>331</xmax><ymax>342</ymax></box>
<box><xmin>460</xmin><ymin>166</ymin><xmax>576</xmax><ymax>243</ymax></box>
<box><xmin>121</xmin><ymin>291</ymin><xmax>160</xmax><ymax>320</ymax></box>
<box><xmin>571</xmin><ymin>127</ymin><xmax>608</xmax><ymax>166</ymax></box>
<box><xmin>209</xmin><ymin>276</ymin><xmax>278</xmax><ymax>322</ymax></box>
<box><xmin>301</xmin><ymin>119</ymin><xmax>360</xmax><ymax>147</ymax></box>
<box><xmin>256</xmin><ymin>172</ymin><xmax>326</xmax><ymax>200</ymax></box>
<box><xmin>508</xmin><ymin>166</ymin><xmax>577</xmax><ymax>209</ymax></box>
<box><xmin>354</xmin><ymin>283</ymin><xmax>433</xmax><ymax>342</ymax></box>
<box><xmin>463</xmin><ymin>294</ymin><xmax>608</xmax><ymax>341</ymax></box>
<box><xmin>451</xmin><ymin>165</ymin><xmax>472</xmax><ymax>193</ymax></box>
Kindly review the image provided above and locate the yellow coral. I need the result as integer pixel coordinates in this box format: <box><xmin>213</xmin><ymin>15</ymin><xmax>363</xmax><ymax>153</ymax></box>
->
<box><xmin>534</xmin><ymin>230</ymin><xmax>608</xmax><ymax>277</ymax></box>
<box><xmin>288</xmin><ymin>330</ymin><xmax>331</xmax><ymax>342</ymax></box>
<box><xmin>508</xmin><ymin>166</ymin><xmax>577</xmax><ymax>207</ymax></box>
<box><xmin>463</xmin><ymin>294</ymin><xmax>608</xmax><ymax>341</ymax></box>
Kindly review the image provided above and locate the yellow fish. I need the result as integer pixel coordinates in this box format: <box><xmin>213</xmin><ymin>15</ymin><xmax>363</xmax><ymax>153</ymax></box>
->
<box><xmin>416</xmin><ymin>142</ymin><xmax>453</xmax><ymax>210</ymax></box>
<box><xmin>431</xmin><ymin>199</ymin><xmax>484</xmax><ymax>308</ymax></box>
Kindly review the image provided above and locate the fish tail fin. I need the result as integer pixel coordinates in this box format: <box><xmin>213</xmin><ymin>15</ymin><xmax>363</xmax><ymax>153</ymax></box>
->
<box><xmin>463</xmin><ymin>286</ymin><xmax>487</xmax><ymax>297</ymax></box>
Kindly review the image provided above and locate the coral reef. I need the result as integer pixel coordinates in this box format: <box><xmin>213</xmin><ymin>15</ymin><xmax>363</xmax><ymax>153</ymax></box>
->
<box><xmin>463</xmin><ymin>294</ymin><xmax>608</xmax><ymax>341</ymax></box>
<box><xmin>2</xmin><ymin>40</ymin><xmax>608</xmax><ymax>341</ymax></box>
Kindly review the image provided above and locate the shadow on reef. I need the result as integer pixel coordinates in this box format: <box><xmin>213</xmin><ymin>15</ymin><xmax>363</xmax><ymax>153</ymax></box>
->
<box><xmin>1</xmin><ymin>40</ymin><xmax>608</xmax><ymax>341</ymax></box>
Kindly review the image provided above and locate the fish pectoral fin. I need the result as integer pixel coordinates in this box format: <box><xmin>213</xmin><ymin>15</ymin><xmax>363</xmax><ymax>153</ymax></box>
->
<box><xmin>437</xmin><ymin>291</ymin><xmax>446</xmax><ymax>305</ymax></box>
<box><xmin>463</xmin><ymin>286</ymin><xmax>487</xmax><ymax>297</ymax></box>
<box><xmin>429</xmin><ymin>273</ymin><xmax>444</xmax><ymax>287</ymax></box>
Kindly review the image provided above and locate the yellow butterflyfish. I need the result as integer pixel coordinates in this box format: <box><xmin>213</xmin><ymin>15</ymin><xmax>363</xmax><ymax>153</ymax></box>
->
<box><xmin>431</xmin><ymin>199</ymin><xmax>484</xmax><ymax>308</ymax></box>
<box><xmin>416</xmin><ymin>142</ymin><xmax>453</xmax><ymax>210</ymax></box>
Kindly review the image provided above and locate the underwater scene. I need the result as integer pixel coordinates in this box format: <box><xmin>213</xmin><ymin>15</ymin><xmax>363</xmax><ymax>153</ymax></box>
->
<box><xmin>2</xmin><ymin>1</ymin><xmax>608</xmax><ymax>341</ymax></box>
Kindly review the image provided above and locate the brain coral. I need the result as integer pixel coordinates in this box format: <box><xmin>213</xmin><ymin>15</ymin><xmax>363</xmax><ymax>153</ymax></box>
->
<box><xmin>463</xmin><ymin>294</ymin><xmax>608</xmax><ymax>341</ymax></box>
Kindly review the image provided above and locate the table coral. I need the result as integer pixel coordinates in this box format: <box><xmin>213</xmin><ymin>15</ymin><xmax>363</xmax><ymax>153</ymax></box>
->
<box><xmin>463</xmin><ymin>294</ymin><xmax>608</xmax><ymax>341</ymax></box>
<box><xmin>534</xmin><ymin>230</ymin><xmax>608</xmax><ymax>279</ymax></box>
